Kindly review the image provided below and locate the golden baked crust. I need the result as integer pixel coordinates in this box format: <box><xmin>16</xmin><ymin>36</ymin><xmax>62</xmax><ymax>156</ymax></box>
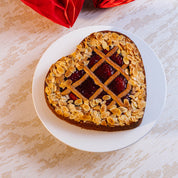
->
<box><xmin>44</xmin><ymin>31</ymin><xmax>147</xmax><ymax>131</ymax></box>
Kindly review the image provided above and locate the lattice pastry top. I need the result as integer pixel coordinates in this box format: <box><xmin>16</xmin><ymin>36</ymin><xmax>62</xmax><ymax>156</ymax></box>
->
<box><xmin>44</xmin><ymin>31</ymin><xmax>146</xmax><ymax>131</ymax></box>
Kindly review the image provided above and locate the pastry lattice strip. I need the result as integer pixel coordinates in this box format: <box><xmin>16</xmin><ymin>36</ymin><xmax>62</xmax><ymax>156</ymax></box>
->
<box><xmin>61</xmin><ymin>46</ymin><xmax>131</xmax><ymax>107</ymax></box>
<box><xmin>93</xmin><ymin>47</ymin><xmax>132</xmax><ymax>108</ymax></box>
<box><xmin>61</xmin><ymin>47</ymin><xmax>117</xmax><ymax>97</ymax></box>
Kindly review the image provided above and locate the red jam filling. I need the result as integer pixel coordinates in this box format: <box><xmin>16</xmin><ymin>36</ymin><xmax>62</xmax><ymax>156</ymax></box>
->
<box><xmin>94</xmin><ymin>62</ymin><xmax>116</xmax><ymax>83</ymax></box>
<box><xmin>88</xmin><ymin>52</ymin><xmax>101</xmax><ymax>68</ymax></box>
<box><xmin>108</xmin><ymin>75</ymin><xmax>127</xmax><ymax>95</ymax></box>
<box><xmin>67</xmin><ymin>51</ymin><xmax>130</xmax><ymax>104</ymax></box>
<box><xmin>68</xmin><ymin>70</ymin><xmax>85</xmax><ymax>83</ymax></box>
<box><xmin>76</xmin><ymin>77</ymin><xmax>99</xmax><ymax>99</ymax></box>
<box><xmin>110</xmin><ymin>53</ymin><xmax>124</xmax><ymax>66</ymax></box>
<box><xmin>69</xmin><ymin>93</ymin><xmax>78</xmax><ymax>101</ymax></box>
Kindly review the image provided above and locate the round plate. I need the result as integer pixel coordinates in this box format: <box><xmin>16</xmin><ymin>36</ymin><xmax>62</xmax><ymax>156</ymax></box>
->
<box><xmin>32</xmin><ymin>26</ymin><xmax>167</xmax><ymax>152</ymax></box>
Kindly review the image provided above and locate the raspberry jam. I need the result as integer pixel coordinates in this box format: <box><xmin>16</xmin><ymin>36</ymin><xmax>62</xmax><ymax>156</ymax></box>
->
<box><xmin>108</xmin><ymin>75</ymin><xmax>127</xmax><ymax>95</ymax></box>
<box><xmin>68</xmin><ymin>51</ymin><xmax>129</xmax><ymax>103</ymax></box>
<box><xmin>94</xmin><ymin>62</ymin><xmax>116</xmax><ymax>83</ymax></box>
<box><xmin>110</xmin><ymin>53</ymin><xmax>123</xmax><ymax>66</ymax></box>
<box><xmin>69</xmin><ymin>93</ymin><xmax>78</xmax><ymax>101</ymax></box>
<box><xmin>76</xmin><ymin>77</ymin><xmax>99</xmax><ymax>99</ymax></box>
<box><xmin>88</xmin><ymin>52</ymin><xmax>101</xmax><ymax>68</ymax></box>
<box><xmin>68</xmin><ymin>70</ymin><xmax>85</xmax><ymax>83</ymax></box>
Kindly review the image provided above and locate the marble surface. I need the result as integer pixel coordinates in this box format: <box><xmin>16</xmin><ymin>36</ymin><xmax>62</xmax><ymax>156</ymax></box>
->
<box><xmin>0</xmin><ymin>0</ymin><xmax>178</xmax><ymax>177</ymax></box>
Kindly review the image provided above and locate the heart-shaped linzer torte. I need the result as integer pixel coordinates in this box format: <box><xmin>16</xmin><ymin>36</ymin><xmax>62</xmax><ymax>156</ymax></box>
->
<box><xmin>44</xmin><ymin>31</ymin><xmax>146</xmax><ymax>131</ymax></box>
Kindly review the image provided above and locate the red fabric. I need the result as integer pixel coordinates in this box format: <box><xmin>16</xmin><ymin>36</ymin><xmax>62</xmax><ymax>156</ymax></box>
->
<box><xmin>92</xmin><ymin>0</ymin><xmax>134</xmax><ymax>8</ymax></box>
<box><xmin>21</xmin><ymin>0</ymin><xmax>134</xmax><ymax>28</ymax></box>
<box><xmin>21</xmin><ymin>0</ymin><xmax>84</xmax><ymax>28</ymax></box>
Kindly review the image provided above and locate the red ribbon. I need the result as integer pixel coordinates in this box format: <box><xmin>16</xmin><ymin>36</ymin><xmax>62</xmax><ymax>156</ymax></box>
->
<box><xmin>21</xmin><ymin>0</ymin><xmax>85</xmax><ymax>28</ymax></box>
<box><xmin>21</xmin><ymin>0</ymin><xmax>134</xmax><ymax>28</ymax></box>
<box><xmin>93</xmin><ymin>0</ymin><xmax>135</xmax><ymax>8</ymax></box>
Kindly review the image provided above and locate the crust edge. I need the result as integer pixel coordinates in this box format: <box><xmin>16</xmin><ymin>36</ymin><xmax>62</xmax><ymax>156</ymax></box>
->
<box><xmin>44</xmin><ymin>30</ymin><xmax>146</xmax><ymax>132</ymax></box>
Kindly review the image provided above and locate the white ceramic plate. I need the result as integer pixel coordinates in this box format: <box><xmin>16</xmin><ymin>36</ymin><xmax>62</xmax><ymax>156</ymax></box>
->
<box><xmin>32</xmin><ymin>26</ymin><xmax>166</xmax><ymax>152</ymax></box>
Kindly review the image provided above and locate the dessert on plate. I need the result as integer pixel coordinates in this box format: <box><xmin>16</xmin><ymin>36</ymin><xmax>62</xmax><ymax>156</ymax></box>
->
<box><xmin>44</xmin><ymin>31</ymin><xmax>146</xmax><ymax>131</ymax></box>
